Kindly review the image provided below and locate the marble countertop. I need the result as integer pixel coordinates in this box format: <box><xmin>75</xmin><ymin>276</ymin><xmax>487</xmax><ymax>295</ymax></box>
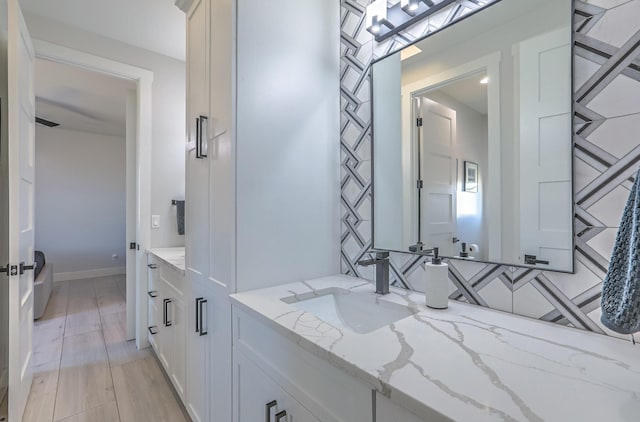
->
<box><xmin>230</xmin><ymin>275</ymin><xmax>640</xmax><ymax>422</ymax></box>
<box><xmin>147</xmin><ymin>247</ymin><xmax>185</xmax><ymax>274</ymax></box>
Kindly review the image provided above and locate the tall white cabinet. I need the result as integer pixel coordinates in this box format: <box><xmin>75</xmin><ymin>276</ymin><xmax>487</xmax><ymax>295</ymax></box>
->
<box><xmin>181</xmin><ymin>0</ymin><xmax>340</xmax><ymax>420</ymax></box>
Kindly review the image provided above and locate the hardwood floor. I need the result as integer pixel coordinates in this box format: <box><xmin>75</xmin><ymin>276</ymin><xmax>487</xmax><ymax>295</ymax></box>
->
<box><xmin>23</xmin><ymin>275</ymin><xmax>190</xmax><ymax>422</ymax></box>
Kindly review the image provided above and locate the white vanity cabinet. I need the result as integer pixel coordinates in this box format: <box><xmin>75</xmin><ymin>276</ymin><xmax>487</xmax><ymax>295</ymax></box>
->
<box><xmin>184</xmin><ymin>276</ymin><xmax>232</xmax><ymax>422</ymax></box>
<box><xmin>235</xmin><ymin>349</ymin><xmax>319</xmax><ymax>422</ymax></box>
<box><xmin>232</xmin><ymin>306</ymin><xmax>373</xmax><ymax>422</ymax></box>
<box><xmin>146</xmin><ymin>255</ymin><xmax>188</xmax><ymax>401</ymax></box>
<box><xmin>182</xmin><ymin>0</ymin><xmax>339</xmax><ymax>419</ymax></box>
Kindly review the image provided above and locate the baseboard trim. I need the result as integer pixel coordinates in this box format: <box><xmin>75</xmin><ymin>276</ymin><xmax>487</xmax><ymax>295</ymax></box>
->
<box><xmin>54</xmin><ymin>266</ymin><xmax>126</xmax><ymax>282</ymax></box>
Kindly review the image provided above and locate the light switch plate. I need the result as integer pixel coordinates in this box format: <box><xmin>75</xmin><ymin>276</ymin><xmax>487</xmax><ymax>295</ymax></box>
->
<box><xmin>151</xmin><ymin>215</ymin><xmax>160</xmax><ymax>229</ymax></box>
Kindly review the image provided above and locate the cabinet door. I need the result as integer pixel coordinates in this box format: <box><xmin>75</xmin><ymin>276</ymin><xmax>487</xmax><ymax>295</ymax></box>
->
<box><xmin>186</xmin><ymin>0</ymin><xmax>210</xmax><ymax>287</ymax></box>
<box><xmin>234</xmin><ymin>350</ymin><xmax>319</xmax><ymax>422</ymax></box>
<box><xmin>156</xmin><ymin>282</ymin><xmax>172</xmax><ymax>372</ymax></box>
<box><xmin>186</xmin><ymin>279</ymin><xmax>210</xmax><ymax>422</ymax></box>
<box><xmin>170</xmin><ymin>296</ymin><xmax>187</xmax><ymax>401</ymax></box>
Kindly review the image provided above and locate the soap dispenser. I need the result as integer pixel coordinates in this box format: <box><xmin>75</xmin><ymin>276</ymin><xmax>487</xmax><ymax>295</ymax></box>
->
<box><xmin>424</xmin><ymin>248</ymin><xmax>449</xmax><ymax>309</ymax></box>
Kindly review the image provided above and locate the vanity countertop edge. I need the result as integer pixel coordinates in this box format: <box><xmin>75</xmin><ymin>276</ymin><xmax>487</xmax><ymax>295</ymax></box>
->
<box><xmin>229</xmin><ymin>274</ymin><xmax>640</xmax><ymax>422</ymax></box>
<box><xmin>146</xmin><ymin>247</ymin><xmax>185</xmax><ymax>275</ymax></box>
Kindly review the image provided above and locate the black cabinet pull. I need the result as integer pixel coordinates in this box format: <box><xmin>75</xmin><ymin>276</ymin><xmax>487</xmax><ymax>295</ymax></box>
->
<box><xmin>195</xmin><ymin>116</ymin><xmax>201</xmax><ymax>158</ymax></box>
<box><xmin>195</xmin><ymin>297</ymin><xmax>208</xmax><ymax>336</ymax></box>
<box><xmin>148</xmin><ymin>326</ymin><xmax>158</xmax><ymax>335</ymax></box>
<box><xmin>147</xmin><ymin>263</ymin><xmax>157</xmax><ymax>269</ymax></box>
<box><xmin>199</xmin><ymin>115</ymin><xmax>208</xmax><ymax>159</ymax></box>
<box><xmin>195</xmin><ymin>115</ymin><xmax>208</xmax><ymax>159</ymax></box>
<box><xmin>163</xmin><ymin>298</ymin><xmax>172</xmax><ymax>327</ymax></box>
<box><xmin>275</xmin><ymin>410</ymin><xmax>287</xmax><ymax>421</ymax></box>
<box><xmin>199</xmin><ymin>298</ymin><xmax>207</xmax><ymax>336</ymax></box>
<box><xmin>265</xmin><ymin>400</ymin><xmax>277</xmax><ymax>422</ymax></box>
<box><xmin>147</xmin><ymin>291</ymin><xmax>158</xmax><ymax>298</ymax></box>
<box><xmin>195</xmin><ymin>297</ymin><xmax>201</xmax><ymax>333</ymax></box>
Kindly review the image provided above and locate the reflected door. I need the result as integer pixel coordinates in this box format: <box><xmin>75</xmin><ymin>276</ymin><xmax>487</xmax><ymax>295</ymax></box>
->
<box><xmin>419</xmin><ymin>97</ymin><xmax>457</xmax><ymax>256</ymax></box>
<box><xmin>519</xmin><ymin>27</ymin><xmax>572</xmax><ymax>270</ymax></box>
<box><xmin>7</xmin><ymin>0</ymin><xmax>35</xmax><ymax>419</ymax></box>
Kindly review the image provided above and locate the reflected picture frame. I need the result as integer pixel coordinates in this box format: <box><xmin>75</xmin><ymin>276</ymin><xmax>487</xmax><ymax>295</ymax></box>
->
<box><xmin>463</xmin><ymin>161</ymin><xmax>478</xmax><ymax>193</ymax></box>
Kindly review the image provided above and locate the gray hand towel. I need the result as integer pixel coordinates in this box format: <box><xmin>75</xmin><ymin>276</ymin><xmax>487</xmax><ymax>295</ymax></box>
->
<box><xmin>176</xmin><ymin>200</ymin><xmax>185</xmax><ymax>236</ymax></box>
<box><xmin>601</xmin><ymin>168</ymin><xmax>640</xmax><ymax>334</ymax></box>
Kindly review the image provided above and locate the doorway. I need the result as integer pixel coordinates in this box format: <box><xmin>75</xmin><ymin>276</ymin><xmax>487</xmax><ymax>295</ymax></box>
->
<box><xmin>33</xmin><ymin>40</ymin><xmax>154</xmax><ymax>349</ymax></box>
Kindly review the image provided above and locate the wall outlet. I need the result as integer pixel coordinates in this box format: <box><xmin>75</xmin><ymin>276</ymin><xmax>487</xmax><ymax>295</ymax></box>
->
<box><xmin>151</xmin><ymin>215</ymin><xmax>160</xmax><ymax>229</ymax></box>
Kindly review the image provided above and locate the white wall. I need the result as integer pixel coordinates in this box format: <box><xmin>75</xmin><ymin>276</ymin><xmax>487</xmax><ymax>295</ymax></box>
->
<box><xmin>235</xmin><ymin>0</ymin><xmax>340</xmax><ymax>291</ymax></box>
<box><xmin>35</xmin><ymin>127</ymin><xmax>126</xmax><ymax>276</ymax></box>
<box><xmin>24</xmin><ymin>13</ymin><xmax>186</xmax><ymax>248</ymax></box>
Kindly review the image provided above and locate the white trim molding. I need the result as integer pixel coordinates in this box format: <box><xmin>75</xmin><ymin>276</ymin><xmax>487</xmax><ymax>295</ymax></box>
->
<box><xmin>54</xmin><ymin>267</ymin><xmax>126</xmax><ymax>282</ymax></box>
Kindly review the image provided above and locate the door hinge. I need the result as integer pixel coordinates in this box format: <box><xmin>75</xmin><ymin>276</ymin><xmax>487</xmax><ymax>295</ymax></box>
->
<box><xmin>417</xmin><ymin>180</ymin><xmax>423</xmax><ymax>189</ymax></box>
<box><xmin>416</xmin><ymin>117</ymin><xmax>423</xmax><ymax>127</ymax></box>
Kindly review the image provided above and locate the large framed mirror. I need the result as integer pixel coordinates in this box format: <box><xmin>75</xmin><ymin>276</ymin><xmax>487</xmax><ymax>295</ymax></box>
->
<box><xmin>372</xmin><ymin>0</ymin><xmax>574</xmax><ymax>272</ymax></box>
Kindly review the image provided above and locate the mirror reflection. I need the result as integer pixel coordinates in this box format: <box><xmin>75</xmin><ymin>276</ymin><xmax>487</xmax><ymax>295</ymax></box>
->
<box><xmin>372</xmin><ymin>0</ymin><xmax>573</xmax><ymax>272</ymax></box>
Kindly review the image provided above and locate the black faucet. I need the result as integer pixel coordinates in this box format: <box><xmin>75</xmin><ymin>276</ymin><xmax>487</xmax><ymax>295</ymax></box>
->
<box><xmin>358</xmin><ymin>251</ymin><xmax>390</xmax><ymax>295</ymax></box>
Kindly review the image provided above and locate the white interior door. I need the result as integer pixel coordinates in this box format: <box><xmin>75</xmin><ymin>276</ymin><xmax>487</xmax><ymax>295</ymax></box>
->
<box><xmin>519</xmin><ymin>27</ymin><xmax>572</xmax><ymax>270</ymax></box>
<box><xmin>7</xmin><ymin>0</ymin><xmax>35</xmax><ymax>419</ymax></box>
<box><xmin>419</xmin><ymin>97</ymin><xmax>457</xmax><ymax>256</ymax></box>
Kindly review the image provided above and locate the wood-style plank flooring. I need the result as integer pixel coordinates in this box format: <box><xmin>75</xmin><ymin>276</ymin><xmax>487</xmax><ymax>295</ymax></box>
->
<box><xmin>23</xmin><ymin>275</ymin><xmax>190</xmax><ymax>422</ymax></box>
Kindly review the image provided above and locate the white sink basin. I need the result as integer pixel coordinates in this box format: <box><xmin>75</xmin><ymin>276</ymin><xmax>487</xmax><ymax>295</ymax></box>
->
<box><xmin>281</xmin><ymin>288</ymin><xmax>416</xmax><ymax>334</ymax></box>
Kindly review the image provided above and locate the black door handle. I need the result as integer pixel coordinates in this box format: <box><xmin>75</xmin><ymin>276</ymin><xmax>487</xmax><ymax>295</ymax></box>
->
<box><xmin>147</xmin><ymin>291</ymin><xmax>158</xmax><ymax>298</ymax></box>
<box><xmin>148</xmin><ymin>326</ymin><xmax>158</xmax><ymax>335</ymax></box>
<box><xmin>147</xmin><ymin>263</ymin><xmax>157</xmax><ymax>269</ymax></box>
<box><xmin>19</xmin><ymin>261</ymin><xmax>36</xmax><ymax>275</ymax></box>
<box><xmin>275</xmin><ymin>410</ymin><xmax>287</xmax><ymax>421</ymax></box>
<box><xmin>524</xmin><ymin>255</ymin><xmax>550</xmax><ymax>265</ymax></box>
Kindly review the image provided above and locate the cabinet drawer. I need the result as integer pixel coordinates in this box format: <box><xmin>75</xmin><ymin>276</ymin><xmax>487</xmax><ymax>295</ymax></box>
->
<box><xmin>234</xmin><ymin>348</ymin><xmax>319</xmax><ymax>422</ymax></box>
<box><xmin>147</xmin><ymin>256</ymin><xmax>159</xmax><ymax>292</ymax></box>
<box><xmin>159</xmin><ymin>262</ymin><xmax>185</xmax><ymax>297</ymax></box>
<box><xmin>233</xmin><ymin>307</ymin><xmax>372</xmax><ymax>422</ymax></box>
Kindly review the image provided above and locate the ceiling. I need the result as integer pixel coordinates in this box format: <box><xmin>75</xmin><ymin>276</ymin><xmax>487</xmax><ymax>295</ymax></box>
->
<box><xmin>436</xmin><ymin>73</ymin><xmax>488</xmax><ymax>115</ymax></box>
<box><xmin>35</xmin><ymin>58</ymin><xmax>135</xmax><ymax>137</ymax></box>
<box><xmin>19</xmin><ymin>0</ymin><xmax>186</xmax><ymax>61</ymax></box>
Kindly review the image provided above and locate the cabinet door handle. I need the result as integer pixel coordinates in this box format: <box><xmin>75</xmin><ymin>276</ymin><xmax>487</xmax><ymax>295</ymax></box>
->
<box><xmin>165</xmin><ymin>299</ymin><xmax>173</xmax><ymax>327</ymax></box>
<box><xmin>198</xmin><ymin>298</ymin><xmax>207</xmax><ymax>336</ymax></box>
<box><xmin>265</xmin><ymin>400</ymin><xmax>277</xmax><ymax>422</ymax></box>
<box><xmin>163</xmin><ymin>298</ymin><xmax>172</xmax><ymax>326</ymax></box>
<box><xmin>195</xmin><ymin>297</ymin><xmax>201</xmax><ymax>333</ymax></box>
<box><xmin>198</xmin><ymin>115</ymin><xmax>208</xmax><ymax>159</ymax></box>
<box><xmin>148</xmin><ymin>326</ymin><xmax>158</xmax><ymax>335</ymax></box>
<box><xmin>147</xmin><ymin>263</ymin><xmax>157</xmax><ymax>269</ymax></box>
<box><xmin>275</xmin><ymin>410</ymin><xmax>287</xmax><ymax>421</ymax></box>
<box><xmin>195</xmin><ymin>116</ymin><xmax>201</xmax><ymax>158</ymax></box>
<box><xmin>147</xmin><ymin>291</ymin><xmax>158</xmax><ymax>298</ymax></box>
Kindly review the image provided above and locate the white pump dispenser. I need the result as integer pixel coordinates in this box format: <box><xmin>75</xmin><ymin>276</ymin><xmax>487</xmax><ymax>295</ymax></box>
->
<box><xmin>424</xmin><ymin>248</ymin><xmax>449</xmax><ymax>309</ymax></box>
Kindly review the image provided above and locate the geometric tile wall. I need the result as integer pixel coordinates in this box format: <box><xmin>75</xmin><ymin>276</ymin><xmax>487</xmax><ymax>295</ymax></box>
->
<box><xmin>340</xmin><ymin>0</ymin><xmax>640</xmax><ymax>340</ymax></box>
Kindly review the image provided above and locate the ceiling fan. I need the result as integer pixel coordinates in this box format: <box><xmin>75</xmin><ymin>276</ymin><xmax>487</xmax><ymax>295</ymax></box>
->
<box><xmin>35</xmin><ymin>116</ymin><xmax>60</xmax><ymax>127</ymax></box>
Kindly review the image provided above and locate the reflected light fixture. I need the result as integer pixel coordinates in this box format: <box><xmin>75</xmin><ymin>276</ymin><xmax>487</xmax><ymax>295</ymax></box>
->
<box><xmin>480</xmin><ymin>76</ymin><xmax>489</xmax><ymax>84</ymax></box>
<box><xmin>366</xmin><ymin>0</ymin><xmax>390</xmax><ymax>34</ymax></box>
<box><xmin>401</xmin><ymin>0</ymin><xmax>420</xmax><ymax>16</ymax></box>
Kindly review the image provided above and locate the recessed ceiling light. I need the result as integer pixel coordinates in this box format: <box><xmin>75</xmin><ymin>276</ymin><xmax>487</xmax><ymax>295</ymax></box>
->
<box><xmin>480</xmin><ymin>77</ymin><xmax>489</xmax><ymax>84</ymax></box>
